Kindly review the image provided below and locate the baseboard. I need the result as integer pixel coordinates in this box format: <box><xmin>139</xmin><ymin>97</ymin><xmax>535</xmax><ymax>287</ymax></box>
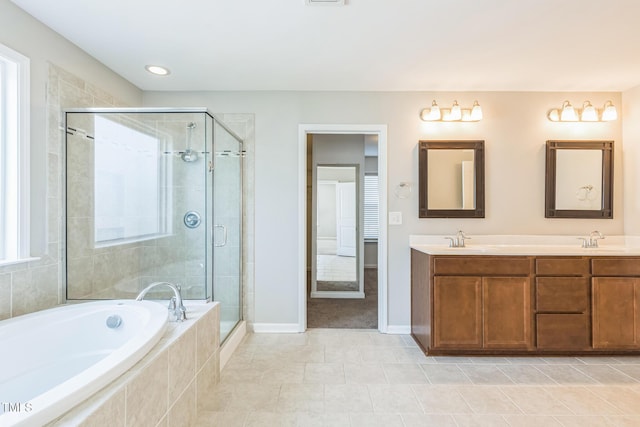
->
<box><xmin>310</xmin><ymin>291</ymin><xmax>365</xmax><ymax>299</ymax></box>
<box><xmin>252</xmin><ymin>323</ymin><xmax>302</xmax><ymax>333</ymax></box>
<box><xmin>385</xmin><ymin>325</ymin><xmax>411</xmax><ymax>334</ymax></box>
<box><xmin>220</xmin><ymin>320</ymin><xmax>246</xmax><ymax>371</ymax></box>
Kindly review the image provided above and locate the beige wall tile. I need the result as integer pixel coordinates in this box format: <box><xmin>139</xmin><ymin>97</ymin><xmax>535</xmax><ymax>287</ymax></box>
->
<box><xmin>125</xmin><ymin>353</ymin><xmax>169</xmax><ymax>427</ymax></box>
<box><xmin>197</xmin><ymin>305</ymin><xmax>219</xmax><ymax>369</ymax></box>
<box><xmin>196</xmin><ymin>350</ymin><xmax>220</xmax><ymax>413</ymax></box>
<box><xmin>0</xmin><ymin>273</ymin><xmax>11</xmax><ymax>320</ymax></box>
<box><xmin>167</xmin><ymin>381</ymin><xmax>196</xmax><ymax>427</ymax></box>
<box><xmin>77</xmin><ymin>389</ymin><xmax>126</xmax><ymax>427</ymax></box>
<box><xmin>168</xmin><ymin>326</ymin><xmax>196</xmax><ymax>403</ymax></box>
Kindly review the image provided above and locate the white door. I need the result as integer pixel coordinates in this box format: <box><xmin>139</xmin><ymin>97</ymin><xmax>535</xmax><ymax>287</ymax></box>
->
<box><xmin>336</xmin><ymin>181</ymin><xmax>356</xmax><ymax>257</ymax></box>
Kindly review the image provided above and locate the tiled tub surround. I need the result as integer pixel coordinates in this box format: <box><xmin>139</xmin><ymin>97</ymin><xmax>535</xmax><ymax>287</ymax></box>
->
<box><xmin>49</xmin><ymin>302</ymin><xmax>221</xmax><ymax>427</ymax></box>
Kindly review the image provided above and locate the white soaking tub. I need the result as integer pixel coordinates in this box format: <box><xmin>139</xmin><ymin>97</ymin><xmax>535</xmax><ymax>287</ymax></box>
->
<box><xmin>0</xmin><ymin>300</ymin><xmax>167</xmax><ymax>427</ymax></box>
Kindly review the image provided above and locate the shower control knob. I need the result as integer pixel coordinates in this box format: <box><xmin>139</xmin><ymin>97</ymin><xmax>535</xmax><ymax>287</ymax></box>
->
<box><xmin>184</xmin><ymin>211</ymin><xmax>202</xmax><ymax>229</ymax></box>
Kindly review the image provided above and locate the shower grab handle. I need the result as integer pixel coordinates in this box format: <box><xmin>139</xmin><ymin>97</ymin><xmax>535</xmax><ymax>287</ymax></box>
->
<box><xmin>214</xmin><ymin>224</ymin><xmax>228</xmax><ymax>247</ymax></box>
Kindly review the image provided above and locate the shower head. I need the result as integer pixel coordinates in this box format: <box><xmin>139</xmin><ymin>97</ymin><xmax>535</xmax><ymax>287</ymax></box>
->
<box><xmin>181</xmin><ymin>148</ymin><xmax>199</xmax><ymax>162</ymax></box>
<box><xmin>181</xmin><ymin>122</ymin><xmax>198</xmax><ymax>162</ymax></box>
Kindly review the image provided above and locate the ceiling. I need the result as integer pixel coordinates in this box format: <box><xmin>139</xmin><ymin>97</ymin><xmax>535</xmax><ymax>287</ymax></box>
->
<box><xmin>11</xmin><ymin>0</ymin><xmax>640</xmax><ymax>92</ymax></box>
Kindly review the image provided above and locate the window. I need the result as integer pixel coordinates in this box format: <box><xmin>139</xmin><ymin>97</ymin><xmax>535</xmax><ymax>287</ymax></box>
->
<box><xmin>0</xmin><ymin>43</ymin><xmax>29</xmax><ymax>264</ymax></box>
<box><xmin>363</xmin><ymin>174</ymin><xmax>379</xmax><ymax>240</ymax></box>
<box><xmin>93</xmin><ymin>116</ymin><xmax>168</xmax><ymax>246</ymax></box>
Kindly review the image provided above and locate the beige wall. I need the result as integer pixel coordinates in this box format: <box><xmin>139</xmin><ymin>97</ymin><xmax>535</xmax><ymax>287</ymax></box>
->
<box><xmin>623</xmin><ymin>84</ymin><xmax>640</xmax><ymax>234</ymax></box>
<box><xmin>144</xmin><ymin>90</ymin><xmax>624</xmax><ymax>329</ymax></box>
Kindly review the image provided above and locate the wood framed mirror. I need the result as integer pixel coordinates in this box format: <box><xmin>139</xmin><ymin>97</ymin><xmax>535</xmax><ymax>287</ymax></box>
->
<box><xmin>545</xmin><ymin>140</ymin><xmax>613</xmax><ymax>218</ymax></box>
<box><xmin>418</xmin><ymin>140</ymin><xmax>485</xmax><ymax>218</ymax></box>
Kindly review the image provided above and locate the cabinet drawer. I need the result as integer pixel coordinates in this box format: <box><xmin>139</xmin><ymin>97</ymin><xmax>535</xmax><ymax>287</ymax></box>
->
<box><xmin>592</xmin><ymin>258</ymin><xmax>640</xmax><ymax>276</ymax></box>
<box><xmin>536</xmin><ymin>314</ymin><xmax>591</xmax><ymax>350</ymax></box>
<box><xmin>536</xmin><ymin>258</ymin><xmax>590</xmax><ymax>276</ymax></box>
<box><xmin>536</xmin><ymin>277</ymin><xmax>589</xmax><ymax>313</ymax></box>
<box><xmin>433</xmin><ymin>257</ymin><xmax>530</xmax><ymax>276</ymax></box>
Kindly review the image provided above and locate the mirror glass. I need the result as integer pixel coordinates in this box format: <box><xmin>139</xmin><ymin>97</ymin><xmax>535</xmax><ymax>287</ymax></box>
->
<box><xmin>419</xmin><ymin>140</ymin><xmax>485</xmax><ymax>218</ymax></box>
<box><xmin>315</xmin><ymin>166</ymin><xmax>358</xmax><ymax>292</ymax></box>
<box><xmin>427</xmin><ymin>149</ymin><xmax>476</xmax><ymax>209</ymax></box>
<box><xmin>545</xmin><ymin>140</ymin><xmax>613</xmax><ymax>218</ymax></box>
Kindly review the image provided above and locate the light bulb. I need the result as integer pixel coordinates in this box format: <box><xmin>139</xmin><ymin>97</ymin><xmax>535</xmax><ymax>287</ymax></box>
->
<box><xmin>560</xmin><ymin>100</ymin><xmax>578</xmax><ymax>121</ymax></box>
<box><xmin>470</xmin><ymin>100</ymin><xmax>483</xmax><ymax>121</ymax></box>
<box><xmin>581</xmin><ymin>101</ymin><xmax>598</xmax><ymax>121</ymax></box>
<box><xmin>602</xmin><ymin>101</ymin><xmax>617</xmax><ymax>121</ymax></box>
<box><xmin>450</xmin><ymin>100</ymin><xmax>462</xmax><ymax>121</ymax></box>
<box><xmin>429</xmin><ymin>100</ymin><xmax>441</xmax><ymax>120</ymax></box>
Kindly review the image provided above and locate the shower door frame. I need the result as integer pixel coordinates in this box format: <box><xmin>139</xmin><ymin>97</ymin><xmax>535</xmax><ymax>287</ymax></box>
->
<box><xmin>62</xmin><ymin>108</ymin><xmax>244</xmax><ymax>309</ymax></box>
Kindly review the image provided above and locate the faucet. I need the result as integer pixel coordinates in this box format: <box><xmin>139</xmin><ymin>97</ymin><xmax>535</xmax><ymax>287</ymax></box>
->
<box><xmin>578</xmin><ymin>230</ymin><xmax>605</xmax><ymax>248</ymax></box>
<box><xmin>445</xmin><ymin>230</ymin><xmax>471</xmax><ymax>248</ymax></box>
<box><xmin>136</xmin><ymin>282</ymin><xmax>187</xmax><ymax>322</ymax></box>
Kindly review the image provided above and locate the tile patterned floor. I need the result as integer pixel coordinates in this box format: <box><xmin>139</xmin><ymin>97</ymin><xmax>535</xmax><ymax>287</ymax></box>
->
<box><xmin>196</xmin><ymin>329</ymin><xmax>640</xmax><ymax>426</ymax></box>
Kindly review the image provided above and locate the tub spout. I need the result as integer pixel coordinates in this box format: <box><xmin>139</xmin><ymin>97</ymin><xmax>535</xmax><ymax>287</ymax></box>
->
<box><xmin>136</xmin><ymin>282</ymin><xmax>187</xmax><ymax>322</ymax></box>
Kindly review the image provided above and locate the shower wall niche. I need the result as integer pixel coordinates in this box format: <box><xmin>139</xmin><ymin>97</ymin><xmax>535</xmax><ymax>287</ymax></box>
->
<box><xmin>65</xmin><ymin>109</ymin><xmax>243</xmax><ymax>339</ymax></box>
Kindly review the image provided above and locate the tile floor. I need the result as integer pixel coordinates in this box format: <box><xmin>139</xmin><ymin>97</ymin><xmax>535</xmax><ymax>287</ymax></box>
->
<box><xmin>196</xmin><ymin>329</ymin><xmax>640</xmax><ymax>426</ymax></box>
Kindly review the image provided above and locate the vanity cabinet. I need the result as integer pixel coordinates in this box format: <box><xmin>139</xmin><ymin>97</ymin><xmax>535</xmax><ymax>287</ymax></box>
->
<box><xmin>411</xmin><ymin>250</ymin><xmax>640</xmax><ymax>355</ymax></box>
<box><xmin>419</xmin><ymin>253</ymin><xmax>533</xmax><ymax>352</ymax></box>
<box><xmin>592</xmin><ymin>258</ymin><xmax>640</xmax><ymax>349</ymax></box>
<box><xmin>535</xmin><ymin>258</ymin><xmax>591</xmax><ymax>350</ymax></box>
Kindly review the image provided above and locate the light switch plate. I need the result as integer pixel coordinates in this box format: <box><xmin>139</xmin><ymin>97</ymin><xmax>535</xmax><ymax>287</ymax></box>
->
<box><xmin>389</xmin><ymin>211</ymin><xmax>402</xmax><ymax>225</ymax></box>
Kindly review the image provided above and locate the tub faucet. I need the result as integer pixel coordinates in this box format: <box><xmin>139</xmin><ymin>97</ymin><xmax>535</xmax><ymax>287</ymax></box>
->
<box><xmin>136</xmin><ymin>282</ymin><xmax>187</xmax><ymax>322</ymax></box>
<box><xmin>445</xmin><ymin>230</ymin><xmax>470</xmax><ymax>248</ymax></box>
<box><xmin>579</xmin><ymin>230</ymin><xmax>605</xmax><ymax>248</ymax></box>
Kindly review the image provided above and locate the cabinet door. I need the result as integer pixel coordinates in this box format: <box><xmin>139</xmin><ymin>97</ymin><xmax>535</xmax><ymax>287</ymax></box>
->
<box><xmin>483</xmin><ymin>277</ymin><xmax>533</xmax><ymax>349</ymax></box>
<box><xmin>433</xmin><ymin>276</ymin><xmax>482</xmax><ymax>349</ymax></box>
<box><xmin>593</xmin><ymin>278</ymin><xmax>640</xmax><ymax>349</ymax></box>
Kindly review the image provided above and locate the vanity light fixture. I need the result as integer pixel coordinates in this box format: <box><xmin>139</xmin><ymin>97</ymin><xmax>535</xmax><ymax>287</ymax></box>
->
<box><xmin>145</xmin><ymin>65</ymin><xmax>171</xmax><ymax>76</ymax></box>
<box><xmin>547</xmin><ymin>100</ymin><xmax>617</xmax><ymax>122</ymax></box>
<box><xmin>420</xmin><ymin>100</ymin><xmax>483</xmax><ymax>122</ymax></box>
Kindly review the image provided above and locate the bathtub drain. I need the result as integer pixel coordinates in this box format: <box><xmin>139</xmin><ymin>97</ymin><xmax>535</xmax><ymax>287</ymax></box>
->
<box><xmin>106</xmin><ymin>315</ymin><xmax>123</xmax><ymax>329</ymax></box>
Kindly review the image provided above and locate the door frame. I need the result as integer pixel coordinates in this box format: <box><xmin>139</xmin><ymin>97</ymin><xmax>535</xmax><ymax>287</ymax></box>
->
<box><xmin>298</xmin><ymin>124</ymin><xmax>388</xmax><ymax>333</ymax></box>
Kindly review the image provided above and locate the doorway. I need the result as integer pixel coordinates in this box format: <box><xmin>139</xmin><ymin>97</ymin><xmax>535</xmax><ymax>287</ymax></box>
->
<box><xmin>299</xmin><ymin>126</ymin><xmax>388</xmax><ymax>331</ymax></box>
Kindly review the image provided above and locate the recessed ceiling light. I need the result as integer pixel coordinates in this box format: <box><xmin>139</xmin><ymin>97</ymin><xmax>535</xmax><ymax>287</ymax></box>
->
<box><xmin>145</xmin><ymin>65</ymin><xmax>170</xmax><ymax>76</ymax></box>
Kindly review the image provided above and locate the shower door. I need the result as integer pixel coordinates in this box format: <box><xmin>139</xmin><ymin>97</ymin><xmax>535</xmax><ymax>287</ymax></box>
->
<box><xmin>212</xmin><ymin>119</ymin><xmax>243</xmax><ymax>342</ymax></box>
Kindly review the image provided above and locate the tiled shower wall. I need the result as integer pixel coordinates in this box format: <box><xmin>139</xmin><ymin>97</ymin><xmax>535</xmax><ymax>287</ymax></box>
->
<box><xmin>65</xmin><ymin>112</ymin><xmax>212</xmax><ymax>300</ymax></box>
<box><xmin>0</xmin><ymin>64</ymin><xmax>256</xmax><ymax>330</ymax></box>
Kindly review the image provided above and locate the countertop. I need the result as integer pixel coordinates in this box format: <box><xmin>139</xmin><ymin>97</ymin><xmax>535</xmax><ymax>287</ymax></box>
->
<box><xmin>409</xmin><ymin>234</ymin><xmax>640</xmax><ymax>256</ymax></box>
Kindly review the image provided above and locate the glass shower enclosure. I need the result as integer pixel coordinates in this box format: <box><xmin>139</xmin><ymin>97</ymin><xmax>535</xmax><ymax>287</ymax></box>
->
<box><xmin>64</xmin><ymin>108</ymin><xmax>242</xmax><ymax>341</ymax></box>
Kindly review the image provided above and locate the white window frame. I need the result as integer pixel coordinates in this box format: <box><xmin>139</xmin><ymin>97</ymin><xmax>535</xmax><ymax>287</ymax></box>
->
<box><xmin>363</xmin><ymin>173</ymin><xmax>379</xmax><ymax>241</ymax></box>
<box><xmin>0</xmin><ymin>43</ymin><xmax>30</xmax><ymax>265</ymax></box>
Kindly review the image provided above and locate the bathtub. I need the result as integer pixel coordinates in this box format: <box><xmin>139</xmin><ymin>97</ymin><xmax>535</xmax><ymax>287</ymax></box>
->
<box><xmin>0</xmin><ymin>300</ymin><xmax>168</xmax><ymax>427</ymax></box>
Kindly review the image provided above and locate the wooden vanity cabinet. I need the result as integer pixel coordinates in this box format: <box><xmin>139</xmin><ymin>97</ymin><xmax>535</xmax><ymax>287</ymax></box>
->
<box><xmin>411</xmin><ymin>251</ymin><xmax>640</xmax><ymax>355</ymax></box>
<box><xmin>592</xmin><ymin>258</ymin><xmax>640</xmax><ymax>349</ymax></box>
<box><xmin>534</xmin><ymin>258</ymin><xmax>591</xmax><ymax>351</ymax></box>
<box><xmin>428</xmin><ymin>255</ymin><xmax>533</xmax><ymax>352</ymax></box>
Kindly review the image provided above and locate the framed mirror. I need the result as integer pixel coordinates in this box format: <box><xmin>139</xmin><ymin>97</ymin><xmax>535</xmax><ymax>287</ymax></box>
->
<box><xmin>418</xmin><ymin>140</ymin><xmax>485</xmax><ymax>218</ymax></box>
<box><xmin>545</xmin><ymin>140</ymin><xmax>613</xmax><ymax>218</ymax></box>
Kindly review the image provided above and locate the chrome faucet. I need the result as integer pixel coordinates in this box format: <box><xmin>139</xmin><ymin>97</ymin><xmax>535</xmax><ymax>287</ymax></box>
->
<box><xmin>445</xmin><ymin>230</ymin><xmax>471</xmax><ymax>248</ymax></box>
<box><xmin>578</xmin><ymin>230</ymin><xmax>605</xmax><ymax>248</ymax></box>
<box><xmin>136</xmin><ymin>282</ymin><xmax>187</xmax><ymax>322</ymax></box>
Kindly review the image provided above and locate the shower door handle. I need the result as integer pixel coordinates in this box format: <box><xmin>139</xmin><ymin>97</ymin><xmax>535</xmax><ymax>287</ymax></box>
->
<box><xmin>214</xmin><ymin>225</ymin><xmax>227</xmax><ymax>247</ymax></box>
